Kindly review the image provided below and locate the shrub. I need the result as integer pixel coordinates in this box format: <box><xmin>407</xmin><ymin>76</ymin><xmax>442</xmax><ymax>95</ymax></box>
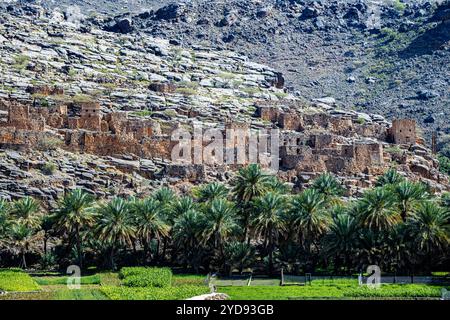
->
<box><xmin>132</xmin><ymin>110</ymin><xmax>152</xmax><ymax>117</ymax></box>
<box><xmin>175</xmin><ymin>87</ymin><xmax>197</xmax><ymax>96</ymax></box>
<box><xmin>41</xmin><ymin>162</ymin><xmax>57</xmax><ymax>176</ymax></box>
<box><xmin>39</xmin><ymin>252</ymin><xmax>58</xmax><ymax>269</ymax></box>
<box><xmin>13</xmin><ymin>54</ymin><xmax>30</xmax><ymax>70</ymax></box>
<box><xmin>73</xmin><ymin>94</ymin><xmax>94</xmax><ymax>104</ymax></box>
<box><xmin>384</xmin><ymin>146</ymin><xmax>403</xmax><ymax>155</ymax></box>
<box><xmin>274</xmin><ymin>92</ymin><xmax>288</xmax><ymax>99</ymax></box>
<box><xmin>101</xmin><ymin>285</ymin><xmax>208</xmax><ymax>300</ymax></box>
<box><xmin>0</xmin><ymin>269</ymin><xmax>41</xmax><ymax>292</ymax></box>
<box><xmin>392</xmin><ymin>0</ymin><xmax>406</xmax><ymax>12</ymax></box>
<box><xmin>36</xmin><ymin>136</ymin><xmax>63</xmax><ymax>151</ymax></box>
<box><xmin>438</xmin><ymin>154</ymin><xmax>450</xmax><ymax>176</ymax></box>
<box><xmin>119</xmin><ymin>267</ymin><xmax>173</xmax><ymax>288</ymax></box>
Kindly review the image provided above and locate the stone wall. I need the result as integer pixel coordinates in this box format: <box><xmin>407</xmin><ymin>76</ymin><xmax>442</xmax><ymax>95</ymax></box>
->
<box><xmin>390</xmin><ymin>119</ymin><xmax>417</xmax><ymax>145</ymax></box>
<box><xmin>278</xmin><ymin>112</ymin><xmax>303</xmax><ymax>131</ymax></box>
<box><xmin>256</xmin><ymin>105</ymin><xmax>280</xmax><ymax>122</ymax></box>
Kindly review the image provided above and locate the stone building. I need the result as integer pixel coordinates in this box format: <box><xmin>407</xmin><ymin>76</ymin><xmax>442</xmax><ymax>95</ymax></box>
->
<box><xmin>389</xmin><ymin>119</ymin><xmax>416</xmax><ymax>145</ymax></box>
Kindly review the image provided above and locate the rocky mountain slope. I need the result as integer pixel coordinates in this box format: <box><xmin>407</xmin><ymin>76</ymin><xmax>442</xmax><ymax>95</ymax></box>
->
<box><xmin>30</xmin><ymin>0</ymin><xmax>447</xmax><ymax>141</ymax></box>
<box><xmin>0</xmin><ymin>3</ymin><xmax>288</xmax><ymax>205</ymax></box>
<box><xmin>0</xmin><ymin>2</ymin><xmax>448</xmax><ymax>207</ymax></box>
<box><xmin>0</xmin><ymin>4</ymin><xmax>286</xmax><ymax>123</ymax></box>
<box><xmin>3</xmin><ymin>1</ymin><xmax>449</xmax><ymax>139</ymax></box>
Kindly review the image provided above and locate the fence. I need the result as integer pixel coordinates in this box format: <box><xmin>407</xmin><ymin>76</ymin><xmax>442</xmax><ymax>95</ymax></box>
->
<box><xmin>206</xmin><ymin>272</ymin><xmax>450</xmax><ymax>288</ymax></box>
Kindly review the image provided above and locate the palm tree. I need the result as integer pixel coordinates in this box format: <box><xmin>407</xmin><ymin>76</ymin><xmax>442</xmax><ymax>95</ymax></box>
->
<box><xmin>231</xmin><ymin>164</ymin><xmax>272</xmax><ymax>241</ymax></box>
<box><xmin>223</xmin><ymin>241</ymin><xmax>255</xmax><ymax>274</ymax></box>
<box><xmin>393</xmin><ymin>181</ymin><xmax>428</xmax><ymax>221</ymax></box>
<box><xmin>323</xmin><ymin>213</ymin><xmax>359</xmax><ymax>273</ymax></box>
<box><xmin>10</xmin><ymin>197</ymin><xmax>41</xmax><ymax>229</ymax></box>
<box><xmin>252</xmin><ymin>192</ymin><xmax>286</xmax><ymax>275</ymax></box>
<box><xmin>7</xmin><ymin>224</ymin><xmax>41</xmax><ymax>268</ymax></box>
<box><xmin>152</xmin><ymin>187</ymin><xmax>176</xmax><ymax>207</ymax></box>
<box><xmin>53</xmin><ymin>189</ymin><xmax>95</xmax><ymax>269</ymax></box>
<box><xmin>312</xmin><ymin>173</ymin><xmax>344</xmax><ymax>202</ymax></box>
<box><xmin>41</xmin><ymin>215</ymin><xmax>54</xmax><ymax>256</ymax></box>
<box><xmin>173</xmin><ymin>209</ymin><xmax>205</xmax><ymax>272</ymax></box>
<box><xmin>290</xmin><ymin>189</ymin><xmax>329</xmax><ymax>248</ymax></box>
<box><xmin>159</xmin><ymin>195</ymin><xmax>197</xmax><ymax>263</ymax></box>
<box><xmin>202</xmin><ymin>199</ymin><xmax>238</xmax><ymax>267</ymax></box>
<box><xmin>0</xmin><ymin>199</ymin><xmax>11</xmax><ymax>238</ymax></box>
<box><xmin>95</xmin><ymin>198</ymin><xmax>136</xmax><ymax>270</ymax></box>
<box><xmin>195</xmin><ymin>182</ymin><xmax>229</xmax><ymax>203</ymax></box>
<box><xmin>169</xmin><ymin>196</ymin><xmax>196</xmax><ymax>223</ymax></box>
<box><xmin>406</xmin><ymin>202</ymin><xmax>450</xmax><ymax>270</ymax></box>
<box><xmin>132</xmin><ymin>198</ymin><xmax>170</xmax><ymax>263</ymax></box>
<box><xmin>232</xmin><ymin>164</ymin><xmax>272</xmax><ymax>204</ymax></box>
<box><xmin>440</xmin><ymin>192</ymin><xmax>450</xmax><ymax>209</ymax></box>
<box><xmin>266</xmin><ymin>176</ymin><xmax>291</xmax><ymax>195</ymax></box>
<box><xmin>357</xmin><ymin>187</ymin><xmax>401</xmax><ymax>231</ymax></box>
<box><xmin>375</xmin><ymin>168</ymin><xmax>405</xmax><ymax>187</ymax></box>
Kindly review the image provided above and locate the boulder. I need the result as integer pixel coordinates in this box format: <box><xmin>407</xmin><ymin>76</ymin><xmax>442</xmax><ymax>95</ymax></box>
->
<box><xmin>314</xmin><ymin>97</ymin><xmax>336</xmax><ymax>105</ymax></box>
<box><xmin>105</xmin><ymin>18</ymin><xmax>134</xmax><ymax>34</ymax></box>
<box><xmin>300</xmin><ymin>7</ymin><xmax>320</xmax><ymax>20</ymax></box>
<box><xmin>154</xmin><ymin>3</ymin><xmax>185</xmax><ymax>21</ymax></box>
<box><xmin>416</xmin><ymin>89</ymin><xmax>439</xmax><ymax>100</ymax></box>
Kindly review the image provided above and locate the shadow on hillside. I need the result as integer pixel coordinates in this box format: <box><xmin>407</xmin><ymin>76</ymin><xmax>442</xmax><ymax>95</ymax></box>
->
<box><xmin>399</xmin><ymin>1</ymin><xmax>450</xmax><ymax>59</ymax></box>
<box><xmin>399</xmin><ymin>21</ymin><xmax>450</xmax><ymax>59</ymax></box>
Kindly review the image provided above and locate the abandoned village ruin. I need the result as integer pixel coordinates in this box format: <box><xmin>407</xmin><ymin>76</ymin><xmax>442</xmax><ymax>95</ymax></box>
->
<box><xmin>0</xmin><ymin>6</ymin><xmax>448</xmax><ymax>207</ymax></box>
<box><xmin>0</xmin><ymin>88</ymin><xmax>447</xmax><ymax>206</ymax></box>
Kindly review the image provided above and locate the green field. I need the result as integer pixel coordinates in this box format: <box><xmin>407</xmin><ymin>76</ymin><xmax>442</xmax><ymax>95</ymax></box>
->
<box><xmin>220</xmin><ymin>279</ymin><xmax>446</xmax><ymax>300</ymax></box>
<box><xmin>0</xmin><ymin>269</ymin><xmax>41</xmax><ymax>292</ymax></box>
<box><xmin>0</xmin><ymin>269</ymin><xmax>209</xmax><ymax>300</ymax></box>
<box><xmin>0</xmin><ymin>269</ymin><xmax>447</xmax><ymax>300</ymax></box>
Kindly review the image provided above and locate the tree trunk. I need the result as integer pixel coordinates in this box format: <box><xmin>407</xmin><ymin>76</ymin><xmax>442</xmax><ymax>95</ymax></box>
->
<box><xmin>268</xmin><ymin>233</ymin><xmax>274</xmax><ymax>276</ymax></box>
<box><xmin>43</xmin><ymin>237</ymin><xmax>47</xmax><ymax>255</ymax></box>
<box><xmin>110</xmin><ymin>247</ymin><xmax>115</xmax><ymax>270</ymax></box>
<box><xmin>142</xmin><ymin>239</ymin><xmax>149</xmax><ymax>265</ymax></box>
<box><xmin>21</xmin><ymin>250</ymin><xmax>27</xmax><ymax>269</ymax></box>
<box><xmin>162</xmin><ymin>237</ymin><xmax>169</xmax><ymax>263</ymax></box>
<box><xmin>76</xmin><ymin>225</ymin><xmax>83</xmax><ymax>270</ymax></box>
<box><xmin>155</xmin><ymin>239</ymin><xmax>160</xmax><ymax>264</ymax></box>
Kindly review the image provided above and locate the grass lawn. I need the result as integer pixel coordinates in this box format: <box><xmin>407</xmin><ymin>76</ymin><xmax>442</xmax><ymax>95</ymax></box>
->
<box><xmin>34</xmin><ymin>274</ymin><xmax>101</xmax><ymax>286</ymax></box>
<box><xmin>0</xmin><ymin>269</ymin><xmax>41</xmax><ymax>292</ymax></box>
<box><xmin>1</xmin><ymin>271</ymin><xmax>446</xmax><ymax>300</ymax></box>
<box><xmin>1</xmin><ymin>271</ymin><xmax>210</xmax><ymax>300</ymax></box>
<box><xmin>101</xmin><ymin>285</ymin><xmax>209</xmax><ymax>300</ymax></box>
<box><xmin>220</xmin><ymin>279</ymin><xmax>447</xmax><ymax>300</ymax></box>
<box><xmin>172</xmin><ymin>274</ymin><xmax>206</xmax><ymax>286</ymax></box>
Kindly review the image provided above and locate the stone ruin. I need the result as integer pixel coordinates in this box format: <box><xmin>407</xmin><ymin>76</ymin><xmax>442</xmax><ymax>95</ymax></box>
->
<box><xmin>388</xmin><ymin>119</ymin><xmax>417</xmax><ymax>145</ymax></box>
<box><xmin>0</xmin><ymin>99</ymin><xmax>166</xmax><ymax>158</ymax></box>
<box><xmin>0</xmin><ymin>98</ymin><xmax>448</xmax><ymax>194</ymax></box>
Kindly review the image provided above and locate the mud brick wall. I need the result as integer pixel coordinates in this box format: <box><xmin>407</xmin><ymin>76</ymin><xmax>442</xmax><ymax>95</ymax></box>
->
<box><xmin>256</xmin><ymin>106</ymin><xmax>280</xmax><ymax>123</ymax></box>
<box><xmin>278</xmin><ymin>112</ymin><xmax>303</xmax><ymax>131</ymax></box>
<box><xmin>329</xmin><ymin>117</ymin><xmax>354</xmax><ymax>135</ymax></box>
<box><xmin>390</xmin><ymin>119</ymin><xmax>417</xmax><ymax>145</ymax></box>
